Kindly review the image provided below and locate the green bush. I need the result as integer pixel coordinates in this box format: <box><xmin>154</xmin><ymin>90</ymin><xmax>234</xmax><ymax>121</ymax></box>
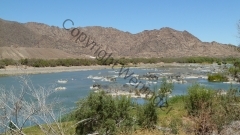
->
<box><xmin>184</xmin><ymin>84</ymin><xmax>240</xmax><ymax>134</ymax></box>
<box><xmin>137</xmin><ymin>100</ymin><xmax>157</xmax><ymax>129</ymax></box>
<box><xmin>169</xmin><ymin>117</ymin><xmax>182</xmax><ymax>134</ymax></box>
<box><xmin>185</xmin><ymin>84</ymin><xmax>215</xmax><ymax>116</ymax></box>
<box><xmin>208</xmin><ymin>73</ymin><xmax>228</xmax><ymax>82</ymax></box>
<box><xmin>213</xmin><ymin>86</ymin><xmax>240</xmax><ymax>128</ymax></box>
<box><xmin>20</xmin><ymin>58</ymin><xmax>29</xmax><ymax>65</ymax></box>
<box><xmin>136</xmin><ymin>78</ymin><xmax>173</xmax><ymax>130</ymax></box>
<box><xmin>150</xmin><ymin>78</ymin><xmax>174</xmax><ymax>108</ymax></box>
<box><xmin>75</xmin><ymin>91</ymin><xmax>136</xmax><ymax>135</ymax></box>
<box><xmin>222</xmin><ymin>61</ymin><xmax>227</xmax><ymax>65</ymax></box>
<box><xmin>1</xmin><ymin>57</ymin><xmax>239</xmax><ymax>67</ymax></box>
<box><xmin>59</xmin><ymin>111</ymin><xmax>75</xmax><ymax>122</ymax></box>
<box><xmin>0</xmin><ymin>61</ymin><xmax>5</xmax><ymax>69</ymax></box>
<box><xmin>184</xmin><ymin>84</ymin><xmax>216</xmax><ymax>134</ymax></box>
<box><xmin>2</xmin><ymin>58</ymin><xmax>16</xmax><ymax>66</ymax></box>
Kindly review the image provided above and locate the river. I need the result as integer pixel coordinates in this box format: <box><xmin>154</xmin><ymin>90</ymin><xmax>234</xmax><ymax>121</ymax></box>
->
<box><xmin>1</xmin><ymin>65</ymin><xmax>239</xmax><ymax>110</ymax></box>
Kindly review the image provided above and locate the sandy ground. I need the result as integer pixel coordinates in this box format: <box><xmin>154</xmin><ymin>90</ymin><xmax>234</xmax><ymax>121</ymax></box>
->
<box><xmin>0</xmin><ymin>62</ymin><xmax>209</xmax><ymax>76</ymax></box>
<box><xmin>0</xmin><ymin>65</ymin><xmax>110</xmax><ymax>75</ymax></box>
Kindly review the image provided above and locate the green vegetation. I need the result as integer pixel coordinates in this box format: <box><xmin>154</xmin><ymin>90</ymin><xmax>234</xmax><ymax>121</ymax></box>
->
<box><xmin>0</xmin><ymin>56</ymin><xmax>239</xmax><ymax>68</ymax></box>
<box><xmin>184</xmin><ymin>84</ymin><xmax>240</xmax><ymax>134</ymax></box>
<box><xmin>185</xmin><ymin>84</ymin><xmax>215</xmax><ymax>116</ymax></box>
<box><xmin>74</xmin><ymin>78</ymin><xmax>173</xmax><ymax>134</ymax></box>
<box><xmin>75</xmin><ymin>91</ymin><xmax>136</xmax><ymax>135</ymax></box>
<box><xmin>19</xmin><ymin>83</ymin><xmax>240</xmax><ymax>135</ymax></box>
<box><xmin>228</xmin><ymin>60</ymin><xmax>240</xmax><ymax>82</ymax></box>
<box><xmin>22</xmin><ymin>122</ymin><xmax>76</xmax><ymax>135</ymax></box>
<box><xmin>0</xmin><ymin>60</ymin><xmax>5</xmax><ymax>69</ymax></box>
<box><xmin>1</xmin><ymin>57</ymin><xmax>240</xmax><ymax>134</ymax></box>
<box><xmin>156</xmin><ymin>78</ymin><xmax>174</xmax><ymax>107</ymax></box>
<box><xmin>137</xmin><ymin>97</ymin><xmax>158</xmax><ymax>130</ymax></box>
<box><xmin>208</xmin><ymin>73</ymin><xmax>228</xmax><ymax>82</ymax></box>
<box><xmin>73</xmin><ymin>90</ymin><xmax>163</xmax><ymax>134</ymax></box>
<box><xmin>20</xmin><ymin>58</ymin><xmax>98</xmax><ymax>67</ymax></box>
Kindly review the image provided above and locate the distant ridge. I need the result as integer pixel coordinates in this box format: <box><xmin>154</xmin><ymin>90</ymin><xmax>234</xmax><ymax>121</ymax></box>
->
<box><xmin>0</xmin><ymin>18</ymin><xmax>239</xmax><ymax>60</ymax></box>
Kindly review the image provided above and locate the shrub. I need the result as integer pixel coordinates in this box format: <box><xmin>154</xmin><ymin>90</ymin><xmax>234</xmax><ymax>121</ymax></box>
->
<box><xmin>137</xmin><ymin>100</ymin><xmax>158</xmax><ymax>129</ymax></box>
<box><xmin>184</xmin><ymin>84</ymin><xmax>216</xmax><ymax>134</ymax></box>
<box><xmin>185</xmin><ymin>84</ymin><xmax>215</xmax><ymax>116</ymax></box>
<box><xmin>229</xmin><ymin>65</ymin><xmax>240</xmax><ymax>82</ymax></box>
<box><xmin>20</xmin><ymin>58</ymin><xmax>28</xmax><ymax>65</ymax></box>
<box><xmin>136</xmin><ymin>78</ymin><xmax>173</xmax><ymax>130</ymax></box>
<box><xmin>2</xmin><ymin>58</ymin><xmax>16</xmax><ymax>66</ymax></box>
<box><xmin>150</xmin><ymin>78</ymin><xmax>174</xmax><ymax>108</ymax></box>
<box><xmin>212</xmin><ymin>86</ymin><xmax>240</xmax><ymax>132</ymax></box>
<box><xmin>75</xmin><ymin>91</ymin><xmax>135</xmax><ymax>135</ymax></box>
<box><xmin>0</xmin><ymin>61</ymin><xmax>5</xmax><ymax>69</ymax></box>
<box><xmin>157</xmin><ymin>78</ymin><xmax>174</xmax><ymax>107</ymax></box>
<box><xmin>208</xmin><ymin>73</ymin><xmax>228</xmax><ymax>82</ymax></box>
<box><xmin>59</xmin><ymin>111</ymin><xmax>75</xmax><ymax>122</ymax></box>
<box><xmin>185</xmin><ymin>84</ymin><xmax>240</xmax><ymax>134</ymax></box>
<box><xmin>169</xmin><ymin>117</ymin><xmax>182</xmax><ymax>134</ymax></box>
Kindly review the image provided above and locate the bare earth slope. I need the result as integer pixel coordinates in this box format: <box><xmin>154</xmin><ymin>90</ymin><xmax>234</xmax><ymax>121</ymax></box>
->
<box><xmin>0</xmin><ymin>18</ymin><xmax>239</xmax><ymax>59</ymax></box>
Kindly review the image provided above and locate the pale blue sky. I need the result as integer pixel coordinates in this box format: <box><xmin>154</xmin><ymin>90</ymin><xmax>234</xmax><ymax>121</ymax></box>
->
<box><xmin>1</xmin><ymin>1</ymin><xmax>240</xmax><ymax>45</ymax></box>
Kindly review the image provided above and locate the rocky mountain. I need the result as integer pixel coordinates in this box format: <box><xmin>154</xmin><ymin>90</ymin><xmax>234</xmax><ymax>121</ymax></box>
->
<box><xmin>0</xmin><ymin>18</ymin><xmax>239</xmax><ymax>60</ymax></box>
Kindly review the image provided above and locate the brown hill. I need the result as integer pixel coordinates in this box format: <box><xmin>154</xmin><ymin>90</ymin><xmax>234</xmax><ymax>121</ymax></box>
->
<box><xmin>0</xmin><ymin>18</ymin><xmax>239</xmax><ymax>60</ymax></box>
<box><xmin>0</xmin><ymin>47</ymin><xmax>79</xmax><ymax>60</ymax></box>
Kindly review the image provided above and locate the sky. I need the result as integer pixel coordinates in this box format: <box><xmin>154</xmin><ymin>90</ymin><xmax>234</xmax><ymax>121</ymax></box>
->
<box><xmin>1</xmin><ymin>0</ymin><xmax>240</xmax><ymax>45</ymax></box>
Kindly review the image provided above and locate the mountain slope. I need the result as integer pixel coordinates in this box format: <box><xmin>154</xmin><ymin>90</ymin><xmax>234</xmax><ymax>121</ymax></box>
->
<box><xmin>0</xmin><ymin>18</ymin><xmax>239</xmax><ymax>59</ymax></box>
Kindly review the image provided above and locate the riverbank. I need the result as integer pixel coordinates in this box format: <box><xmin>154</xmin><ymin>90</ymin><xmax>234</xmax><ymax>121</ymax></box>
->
<box><xmin>0</xmin><ymin>62</ymin><xmax>216</xmax><ymax>76</ymax></box>
<box><xmin>0</xmin><ymin>65</ymin><xmax>110</xmax><ymax>76</ymax></box>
